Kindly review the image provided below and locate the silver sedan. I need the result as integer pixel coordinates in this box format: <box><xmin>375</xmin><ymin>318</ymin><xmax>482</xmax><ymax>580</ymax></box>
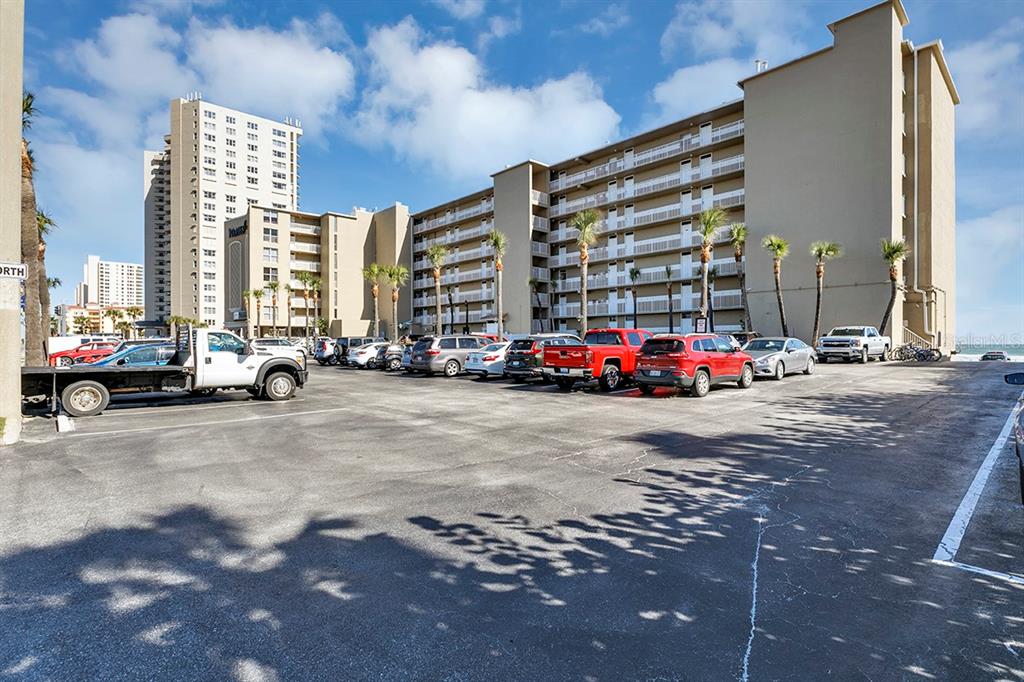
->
<box><xmin>742</xmin><ymin>337</ymin><xmax>816</xmax><ymax>380</ymax></box>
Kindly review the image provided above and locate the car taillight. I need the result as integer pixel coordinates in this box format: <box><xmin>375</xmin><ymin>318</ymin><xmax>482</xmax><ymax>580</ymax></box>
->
<box><xmin>529</xmin><ymin>346</ymin><xmax>542</xmax><ymax>355</ymax></box>
<box><xmin>483</xmin><ymin>355</ymin><xmax>499</xmax><ymax>362</ymax></box>
<box><xmin>425</xmin><ymin>349</ymin><xmax>440</xmax><ymax>356</ymax></box>
<box><xmin>585</xmin><ymin>350</ymin><xmax>594</xmax><ymax>363</ymax></box>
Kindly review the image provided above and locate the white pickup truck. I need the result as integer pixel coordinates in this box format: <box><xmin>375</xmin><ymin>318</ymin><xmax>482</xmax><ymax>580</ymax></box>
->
<box><xmin>816</xmin><ymin>325</ymin><xmax>890</xmax><ymax>364</ymax></box>
<box><xmin>22</xmin><ymin>327</ymin><xmax>308</xmax><ymax>417</ymax></box>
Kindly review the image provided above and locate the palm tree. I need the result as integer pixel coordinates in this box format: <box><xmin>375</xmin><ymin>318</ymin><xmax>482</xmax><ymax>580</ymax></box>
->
<box><xmin>361</xmin><ymin>264</ymin><xmax>385</xmax><ymax>338</ymax></box>
<box><xmin>73</xmin><ymin>315</ymin><xmax>90</xmax><ymax>334</ymax></box>
<box><xmin>707</xmin><ymin>265</ymin><xmax>719</xmax><ymax>332</ymax></box>
<box><xmin>696</xmin><ymin>207</ymin><xmax>727</xmax><ymax>320</ymax></box>
<box><xmin>729</xmin><ymin>223</ymin><xmax>753</xmax><ymax>332</ymax></box>
<box><xmin>283</xmin><ymin>284</ymin><xmax>293</xmax><ymax>337</ymax></box>
<box><xmin>810</xmin><ymin>241</ymin><xmax>842</xmax><ymax>343</ymax></box>
<box><xmin>879</xmin><ymin>239</ymin><xmax>909</xmax><ymax>336</ymax></box>
<box><xmin>528</xmin><ymin>276</ymin><xmax>545</xmax><ymax>333</ymax></box>
<box><xmin>762</xmin><ymin>234</ymin><xmax>791</xmax><ymax>336</ymax></box>
<box><xmin>36</xmin><ymin>209</ymin><xmax>56</xmax><ymax>352</ymax></box>
<box><xmin>251</xmin><ymin>289</ymin><xmax>264</xmax><ymax>337</ymax></box>
<box><xmin>115</xmin><ymin>320</ymin><xmax>133</xmax><ymax>338</ymax></box>
<box><xmin>425</xmin><ymin>244</ymin><xmax>449</xmax><ymax>336</ymax></box>
<box><xmin>384</xmin><ymin>265</ymin><xmax>409</xmax><ymax>341</ymax></box>
<box><xmin>665</xmin><ymin>265</ymin><xmax>674</xmax><ymax>334</ymax></box>
<box><xmin>103</xmin><ymin>308</ymin><xmax>124</xmax><ymax>335</ymax></box>
<box><xmin>241</xmin><ymin>289</ymin><xmax>253</xmax><ymax>337</ymax></box>
<box><xmin>294</xmin><ymin>271</ymin><xmax>311</xmax><ymax>339</ymax></box>
<box><xmin>628</xmin><ymin>266</ymin><xmax>641</xmax><ymax>329</ymax></box>
<box><xmin>484</xmin><ymin>229</ymin><xmax>508</xmax><ymax>339</ymax></box>
<box><xmin>125</xmin><ymin>306</ymin><xmax>143</xmax><ymax>339</ymax></box>
<box><xmin>445</xmin><ymin>285</ymin><xmax>455</xmax><ymax>334</ymax></box>
<box><xmin>309</xmin><ymin>277</ymin><xmax>322</xmax><ymax>335</ymax></box>
<box><xmin>167</xmin><ymin>315</ymin><xmax>188</xmax><ymax>337</ymax></box>
<box><xmin>21</xmin><ymin>92</ymin><xmax>44</xmax><ymax>365</ymax></box>
<box><xmin>266</xmin><ymin>281</ymin><xmax>279</xmax><ymax>336</ymax></box>
<box><xmin>572</xmin><ymin>209</ymin><xmax>601</xmax><ymax>334</ymax></box>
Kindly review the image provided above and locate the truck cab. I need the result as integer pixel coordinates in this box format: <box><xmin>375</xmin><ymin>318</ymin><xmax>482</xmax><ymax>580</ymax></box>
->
<box><xmin>542</xmin><ymin>328</ymin><xmax>652</xmax><ymax>391</ymax></box>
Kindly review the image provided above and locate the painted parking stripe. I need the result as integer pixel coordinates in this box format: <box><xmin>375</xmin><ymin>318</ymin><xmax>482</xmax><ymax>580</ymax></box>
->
<box><xmin>933</xmin><ymin>559</ymin><xmax>1024</xmax><ymax>587</ymax></box>
<box><xmin>932</xmin><ymin>390</ymin><xmax>1023</xmax><ymax>562</ymax></box>
<box><xmin>65</xmin><ymin>405</ymin><xmax>351</xmax><ymax>438</ymax></box>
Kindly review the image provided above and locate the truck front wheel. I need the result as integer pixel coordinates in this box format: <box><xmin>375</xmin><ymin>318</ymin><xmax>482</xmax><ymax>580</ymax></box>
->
<box><xmin>61</xmin><ymin>380</ymin><xmax>110</xmax><ymax>417</ymax></box>
<box><xmin>264</xmin><ymin>372</ymin><xmax>296</xmax><ymax>401</ymax></box>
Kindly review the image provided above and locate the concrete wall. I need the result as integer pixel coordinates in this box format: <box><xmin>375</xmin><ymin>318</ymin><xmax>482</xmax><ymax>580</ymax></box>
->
<box><xmin>0</xmin><ymin>0</ymin><xmax>23</xmax><ymax>444</ymax></box>
<box><xmin>371</xmin><ymin>203</ymin><xmax>412</xmax><ymax>338</ymax></box>
<box><xmin>330</xmin><ymin>209</ymin><xmax>375</xmax><ymax>337</ymax></box>
<box><xmin>493</xmin><ymin>163</ymin><xmax>535</xmax><ymax>333</ymax></box>
<box><xmin>743</xmin><ymin>1</ymin><xmax>905</xmax><ymax>342</ymax></box>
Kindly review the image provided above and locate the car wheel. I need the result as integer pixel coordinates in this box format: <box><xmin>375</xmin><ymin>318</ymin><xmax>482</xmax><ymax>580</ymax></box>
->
<box><xmin>57</xmin><ymin>356</ymin><xmax>74</xmax><ymax>367</ymax></box>
<box><xmin>738</xmin><ymin>364</ymin><xmax>754</xmax><ymax>388</ymax></box>
<box><xmin>773</xmin><ymin>361</ymin><xmax>785</xmax><ymax>381</ymax></box>
<box><xmin>60</xmin><ymin>380</ymin><xmax>110</xmax><ymax>417</ymax></box>
<box><xmin>443</xmin><ymin>360</ymin><xmax>460</xmax><ymax>377</ymax></box>
<box><xmin>555</xmin><ymin>378</ymin><xmax>574</xmax><ymax>392</ymax></box>
<box><xmin>880</xmin><ymin>346</ymin><xmax>889</xmax><ymax>362</ymax></box>
<box><xmin>388</xmin><ymin>358</ymin><xmax>401</xmax><ymax>371</ymax></box>
<box><xmin>264</xmin><ymin>372</ymin><xmax>296</xmax><ymax>401</ymax></box>
<box><xmin>690</xmin><ymin>370</ymin><xmax>710</xmax><ymax>398</ymax></box>
<box><xmin>638</xmin><ymin>383</ymin><xmax>656</xmax><ymax>395</ymax></box>
<box><xmin>804</xmin><ymin>357</ymin><xmax>815</xmax><ymax>375</ymax></box>
<box><xmin>859</xmin><ymin>347</ymin><xmax>869</xmax><ymax>364</ymax></box>
<box><xmin>328</xmin><ymin>356</ymin><xmax>338</xmax><ymax>366</ymax></box>
<box><xmin>598</xmin><ymin>365</ymin><xmax>622</xmax><ymax>391</ymax></box>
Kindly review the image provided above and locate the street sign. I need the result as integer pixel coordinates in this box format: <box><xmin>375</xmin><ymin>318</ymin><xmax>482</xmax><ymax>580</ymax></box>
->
<box><xmin>694</xmin><ymin>316</ymin><xmax>708</xmax><ymax>334</ymax></box>
<box><xmin>0</xmin><ymin>262</ymin><xmax>26</xmax><ymax>280</ymax></box>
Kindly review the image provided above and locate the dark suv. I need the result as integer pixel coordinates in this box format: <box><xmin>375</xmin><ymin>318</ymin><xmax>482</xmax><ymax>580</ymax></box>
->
<box><xmin>505</xmin><ymin>333</ymin><xmax>581</xmax><ymax>382</ymax></box>
<box><xmin>409</xmin><ymin>335</ymin><xmax>487</xmax><ymax>377</ymax></box>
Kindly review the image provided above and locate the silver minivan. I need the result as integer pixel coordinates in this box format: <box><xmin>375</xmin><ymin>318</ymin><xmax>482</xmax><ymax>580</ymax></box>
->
<box><xmin>409</xmin><ymin>335</ymin><xmax>487</xmax><ymax>376</ymax></box>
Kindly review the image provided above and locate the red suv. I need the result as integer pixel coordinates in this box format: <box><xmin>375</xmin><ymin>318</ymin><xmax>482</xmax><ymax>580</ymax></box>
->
<box><xmin>48</xmin><ymin>341</ymin><xmax>118</xmax><ymax>367</ymax></box>
<box><xmin>635</xmin><ymin>334</ymin><xmax>754</xmax><ymax>397</ymax></box>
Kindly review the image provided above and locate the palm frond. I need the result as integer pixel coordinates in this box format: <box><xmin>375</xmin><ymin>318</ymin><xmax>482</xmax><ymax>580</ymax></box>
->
<box><xmin>761</xmin><ymin>234</ymin><xmax>790</xmax><ymax>259</ymax></box>
<box><xmin>810</xmin><ymin>240</ymin><xmax>842</xmax><ymax>261</ymax></box>
<box><xmin>697</xmin><ymin>207</ymin><xmax>727</xmax><ymax>241</ymax></box>
<box><xmin>880</xmin><ymin>238</ymin><xmax>909</xmax><ymax>264</ymax></box>
<box><xmin>572</xmin><ymin>209</ymin><xmax>601</xmax><ymax>246</ymax></box>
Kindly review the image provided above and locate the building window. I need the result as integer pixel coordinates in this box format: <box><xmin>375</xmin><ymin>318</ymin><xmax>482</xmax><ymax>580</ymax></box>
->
<box><xmin>246</xmin><ymin>166</ymin><xmax>258</xmax><ymax>174</ymax></box>
<box><xmin>273</xmin><ymin>182</ymin><xmax>286</xmax><ymax>190</ymax></box>
<box><xmin>248</xmin><ymin>198</ymin><xmax>258</xmax><ymax>205</ymax></box>
<box><xmin>263</xmin><ymin>267</ymin><xmax>278</xmax><ymax>281</ymax></box>
<box><xmin>204</xmin><ymin>284</ymin><xmax>216</xmax><ymax>292</ymax></box>
<box><xmin>203</xmin><ymin>168</ymin><xmax>215</xmax><ymax>178</ymax></box>
<box><xmin>273</xmin><ymin>139</ymin><xmax>286</xmax><ymax>149</ymax></box>
<box><xmin>203</xmin><ymin>190</ymin><xmax>216</xmax><ymax>199</ymax></box>
<box><xmin>273</xmin><ymin>129</ymin><xmax>286</xmax><ymax>138</ymax></box>
<box><xmin>273</xmin><ymin>150</ymin><xmax>285</xmax><ymax>158</ymax></box>
<box><xmin>247</xmin><ymin>132</ymin><xmax>258</xmax><ymax>141</ymax></box>
<box><xmin>204</xmin><ymin>295</ymin><xmax>216</xmax><ymax>303</ymax></box>
<box><xmin>203</xmin><ymin>248</ymin><xmax>216</xmax><ymax>257</ymax></box>
<box><xmin>204</xmin><ymin>133</ymin><xmax>215</xmax><ymax>142</ymax></box>
<box><xmin>263</xmin><ymin>227</ymin><xmax>278</xmax><ymax>240</ymax></box>
<box><xmin>203</xmin><ymin>213</ymin><xmax>216</xmax><ymax>222</ymax></box>
<box><xmin>204</xmin><ymin>122</ymin><xmax>216</xmax><ymax>131</ymax></box>
<box><xmin>203</xmin><ymin>202</ymin><xmax>216</xmax><ymax>211</ymax></box>
<box><xmin>226</xmin><ymin>150</ymin><xmax>236</xmax><ymax>158</ymax></box>
<box><xmin>272</xmin><ymin>203</ymin><xmax>286</xmax><ymax>209</ymax></box>
<box><xmin>226</xmin><ymin>127</ymin><xmax>236</xmax><ymax>136</ymax></box>
<box><xmin>272</xmin><ymin>171</ymin><xmax>286</xmax><ymax>180</ymax></box>
<box><xmin>203</xmin><ymin>156</ymin><xmax>215</xmax><ymax>165</ymax></box>
<box><xmin>226</xmin><ymin>138</ymin><xmax>236</xmax><ymax>147</ymax></box>
<box><xmin>263</xmin><ymin>247</ymin><xmax>278</xmax><ymax>261</ymax></box>
<box><xmin>264</xmin><ymin>211</ymin><xmax>278</xmax><ymax>224</ymax></box>
<box><xmin>226</xmin><ymin>172</ymin><xmax>236</xmax><ymax>181</ymax></box>
<box><xmin>203</xmin><ymin>144</ymin><xmax>216</xmax><ymax>154</ymax></box>
<box><xmin>272</xmin><ymin>160</ymin><xmax>286</xmax><ymax>169</ymax></box>
<box><xmin>226</xmin><ymin>161</ymin><xmax>236</xmax><ymax>169</ymax></box>
<box><xmin>226</xmin><ymin>115</ymin><xmax>236</xmax><ymax>124</ymax></box>
<box><xmin>247</xmin><ymin>121</ymin><xmax>258</xmax><ymax>130</ymax></box>
<box><xmin>203</xmin><ymin>272</ymin><xmax>217</xmax><ymax>280</ymax></box>
<box><xmin>247</xmin><ymin>144</ymin><xmax>258</xmax><ymax>152</ymax></box>
<box><xmin>204</xmin><ymin>110</ymin><xmax>216</xmax><ymax>119</ymax></box>
<box><xmin>226</xmin><ymin>194</ymin><xmax>236</xmax><ymax>203</ymax></box>
<box><xmin>247</xmin><ymin>176</ymin><xmax>258</xmax><ymax>185</ymax></box>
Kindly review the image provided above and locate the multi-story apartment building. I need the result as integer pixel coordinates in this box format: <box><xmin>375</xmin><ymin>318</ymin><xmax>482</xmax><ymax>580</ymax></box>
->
<box><xmin>55</xmin><ymin>303</ymin><xmax>142</xmax><ymax>336</ymax></box>
<box><xmin>144</xmin><ymin>96</ymin><xmax>302</xmax><ymax>328</ymax></box>
<box><xmin>74</xmin><ymin>254</ymin><xmax>144</xmax><ymax>309</ymax></box>
<box><xmin>224</xmin><ymin>203</ymin><xmax>410</xmax><ymax>338</ymax></box>
<box><xmin>410</xmin><ymin>0</ymin><xmax>957</xmax><ymax>349</ymax></box>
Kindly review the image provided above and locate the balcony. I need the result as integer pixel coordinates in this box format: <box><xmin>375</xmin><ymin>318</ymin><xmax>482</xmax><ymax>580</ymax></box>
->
<box><xmin>532</xmin><ymin>215</ymin><xmax>550</xmax><ymax>232</ymax></box>
<box><xmin>415</xmin><ymin>198</ymin><xmax>495</xmax><ymax>234</ymax></box>
<box><xmin>413</xmin><ymin>220</ymin><xmax>494</xmax><ymax>253</ymax></box>
<box><xmin>691</xmin><ymin>289</ymin><xmax>743</xmax><ymax>309</ymax></box>
<box><xmin>531</xmin><ymin>189</ymin><xmax>550</xmax><ymax>207</ymax></box>
<box><xmin>549</xmin><ymin>120</ymin><xmax>745</xmax><ymax>192</ymax></box>
<box><xmin>414</xmin><ymin>265</ymin><xmax>496</xmax><ymax>289</ymax></box>
<box><xmin>531</xmin><ymin>241</ymin><xmax>550</xmax><ymax>257</ymax></box>
<box><xmin>290</xmin><ymin>222</ymin><xmax>321</xmax><ymax>236</ymax></box>
<box><xmin>414</xmin><ymin>287</ymin><xmax>495</xmax><ymax>309</ymax></box>
<box><xmin>531</xmin><ymin>266</ymin><xmax>550</xmax><ymax>282</ymax></box>
<box><xmin>290</xmin><ymin>260</ymin><xmax>321</xmax><ymax>273</ymax></box>
<box><xmin>690</xmin><ymin>259</ymin><xmax>740</xmax><ymax>278</ymax></box>
<box><xmin>290</xmin><ymin>242</ymin><xmax>321</xmax><ymax>254</ymax></box>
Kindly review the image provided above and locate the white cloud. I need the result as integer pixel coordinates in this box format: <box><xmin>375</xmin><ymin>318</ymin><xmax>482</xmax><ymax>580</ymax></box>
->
<box><xmin>649</xmin><ymin>57</ymin><xmax>746</xmax><ymax>125</ymax></box>
<box><xmin>431</xmin><ymin>0</ymin><xmax>485</xmax><ymax>21</ymax></box>
<box><xmin>477</xmin><ymin>12</ymin><xmax>521</xmax><ymax>52</ymax></box>
<box><xmin>660</xmin><ymin>0</ymin><xmax>810</xmax><ymax>64</ymax></box>
<box><xmin>353</xmin><ymin>18</ymin><xmax>621</xmax><ymax>181</ymax></box>
<box><xmin>578</xmin><ymin>3</ymin><xmax>631</xmax><ymax>37</ymax></box>
<box><xmin>946</xmin><ymin>20</ymin><xmax>1024</xmax><ymax>139</ymax></box>
<box><xmin>956</xmin><ymin>205</ymin><xmax>1024</xmax><ymax>338</ymax></box>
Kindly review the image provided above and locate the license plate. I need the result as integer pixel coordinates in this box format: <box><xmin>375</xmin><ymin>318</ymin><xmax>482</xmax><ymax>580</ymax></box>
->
<box><xmin>556</xmin><ymin>367</ymin><xmax>567</xmax><ymax>374</ymax></box>
<box><xmin>414</xmin><ymin>355</ymin><xmax>422</xmax><ymax>361</ymax></box>
<box><xmin>510</xmin><ymin>361</ymin><xmax>522</xmax><ymax>367</ymax></box>
<box><xmin>647</xmin><ymin>370</ymin><xmax>662</xmax><ymax>376</ymax></box>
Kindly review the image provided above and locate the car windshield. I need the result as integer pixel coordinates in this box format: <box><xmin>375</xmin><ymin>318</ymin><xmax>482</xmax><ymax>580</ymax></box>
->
<box><xmin>744</xmin><ymin>339</ymin><xmax>786</xmax><ymax>351</ymax></box>
<box><xmin>509</xmin><ymin>339</ymin><xmax>534</xmax><ymax>351</ymax></box>
<box><xmin>584</xmin><ymin>332</ymin><xmax>622</xmax><ymax>345</ymax></box>
<box><xmin>828</xmin><ymin>328</ymin><xmax>864</xmax><ymax>336</ymax></box>
<box><xmin>639</xmin><ymin>339</ymin><xmax>684</xmax><ymax>354</ymax></box>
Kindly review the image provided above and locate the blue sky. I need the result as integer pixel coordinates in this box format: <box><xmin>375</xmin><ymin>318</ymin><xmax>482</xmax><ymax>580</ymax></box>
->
<box><xmin>23</xmin><ymin>0</ymin><xmax>1024</xmax><ymax>340</ymax></box>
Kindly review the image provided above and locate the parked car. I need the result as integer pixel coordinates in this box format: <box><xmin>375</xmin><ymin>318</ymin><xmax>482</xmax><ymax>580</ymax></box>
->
<box><xmin>505</xmin><ymin>333</ymin><xmax>581</xmax><ymax>383</ymax></box>
<box><xmin>109</xmin><ymin>338</ymin><xmax>172</xmax><ymax>355</ymax></box>
<box><xmin>635</xmin><ymin>334</ymin><xmax>755</xmax><ymax>397</ymax></box>
<box><xmin>409</xmin><ymin>335</ymin><xmax>487</xmax><ymax>377</ymax></box>
<box><xmin>378</xmin><ymin>343</ymin><xmax>408</xmax><ymax>371</ymax></box>
<box><xmin>48</xmin><ymin>341</ymin><xmax>119</xmax><ymax>367</ymax></box>
<box><xmin>401</xmin><ymin>345</ymin><xmax>414</xmax><ymax>372</ymax></box>
<box><xmin>310</xmin><ymin>338</ymin><xmax>339</xmax><ymax>366</ymax></box>
<box><xmin>466</xmin><ymin>342</ymin><xmax>511</xmax><ymax>379</ymax></box>
<box><xmin>252</xmin><ymin>337</ymin><xmax>294</xmax><ymax>348</ymax></box>
<box><xmin>731</xmin><ymin>331</ymin><xmax>762</xmax><ymax>346</ymax></box>
<box><xmin>981</xmin><ymin>351</ymin><xmax>1010</xmax><ymax>362</ymax></box>
<box><xmin>1004</xmin><ymin>372</ymin><xmax>1024</xmax><ymax>505</ymax></box>
<box><xmin>334</xmin><ymin>336</ymin><xmax>386</xmax><ymax>365</ymax></box>
<box><xmin>92</xmin><ymin>343</ymin><xmax>176</xmax><ymax>367</ymax></box>
<box><xmin>816</xmin><ymin>325</ymin><xmax>890</xmax><ymax>363</ymax></box>
<box><xmin>542</xmin><ymin>328</ymin><xmax>652</xmax><ymax>391</ymax></box>
<box><xmin>742</xmin><ymin>337</ymin><xmax>816</xmax><ymax>379</ymax></box>
<box><xmin>349</xmin><ymin>342</ymin><xmax>392</xmax><ymax>368</ymax></box>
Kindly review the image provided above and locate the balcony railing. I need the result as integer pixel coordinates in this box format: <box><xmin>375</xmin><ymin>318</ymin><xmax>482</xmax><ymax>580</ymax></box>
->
<box><xmin>532</xmin><ymin>215</ymin><xmax>550</xmax><ymax>232</ymax></box>
<box><xmin>413</xmin><ymin>220</ymin><xmax>494</xmax><ymax>253</ymax></box>
<box><xmin>531</xmin><ymin>189</ymin><xmax>550</xmax><ymax>207</ymax></box>
<box><xmin>289</xmin><ymin>260</ymin><xmax>321</xmax><ymax>272</ymax></box>
<box><xmin>415</xmin><ymin>199</ymin><xmax>495</xmax><ymax>234</ymax></box>
<box><xmin>290</xmin><ymin>222</ymin><xmax>320</xmax><ymax>235</ymax></box>
<box><xmin>531</xmin><ymin>241</ymin><xmax>550</xmax><ymax>257</ymax></box>
<box><xmin>414</xmin><ymin>287</ymin><xmax>495</xmax><ymax>308</ymax></box>
<box><xmin>289</xmin><ymin>242</ymin><xmax>321</xmax><ymax>254</ymax></box>
<box><xmin>531</xmin><ymin>266</ymin><xmax>550</xmax><ymax>282</ymax></box>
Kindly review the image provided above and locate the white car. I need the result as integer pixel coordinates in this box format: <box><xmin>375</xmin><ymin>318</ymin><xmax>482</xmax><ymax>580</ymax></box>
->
<box><xmin>348</xmin><ymin>342</ymin><xmax>391</xmax><ymax>368</ymax></box>
<box><xmin>466</xmin><ymin>342</ymin><xmax>510</xmax><ymax>379</ymax></box>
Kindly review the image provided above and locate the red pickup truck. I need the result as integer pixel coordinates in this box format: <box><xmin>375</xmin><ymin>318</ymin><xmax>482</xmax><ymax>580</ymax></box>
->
<box><xmin>542</xmin><ymin>328</ymin><xmax>652</xmax><ymax>391</ymax></box>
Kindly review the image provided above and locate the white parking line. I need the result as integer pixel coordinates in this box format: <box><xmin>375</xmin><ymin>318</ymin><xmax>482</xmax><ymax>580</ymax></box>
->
<box><xmin>932</xmin><ymin>559</ymin><xmax>1024</xmax><ymax>587</ymax></box>
<box><xmin>65</xmin><ymin>405</ymin><xmax>351</xmax><ymax>438</ymax></box>
<box><xmin>932</xmin><ymin>389</ymin><xmax>1023</xmax><ymax>562</ymax></box>
<box><xmin>107</xmin><ymin>398</ymin><xmax>305</xmax><ymax>417</ymax></box>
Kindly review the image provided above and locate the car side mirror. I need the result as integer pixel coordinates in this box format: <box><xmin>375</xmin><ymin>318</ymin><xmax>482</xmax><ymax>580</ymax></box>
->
<box><xmin>1006</xmin><ymin>373</ymin><xmax>1024</xmax><ymax>386</ymax></box>
<box><xmin>238</xmin><ymin>343</ymin><xmax>251</xmax><ymax>355</ymax></box>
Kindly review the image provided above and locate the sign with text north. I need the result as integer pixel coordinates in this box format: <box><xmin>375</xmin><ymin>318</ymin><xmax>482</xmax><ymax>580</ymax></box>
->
<box><xmin>0</xmin><ymin>262</ymin><xmax>26</xmax><ymax>280</ymax></box>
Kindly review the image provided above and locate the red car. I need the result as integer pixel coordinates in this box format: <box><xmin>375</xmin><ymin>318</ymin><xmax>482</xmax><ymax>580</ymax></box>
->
<box><xmin>635</xmin><ymin>333</ymin><xmax>754</xmax><ymax>397</ymax></box>
<box><xmin>48</xmin><ymin>341</ymin><xmax>118</xmax><ymax>367</ymax></box>
<box><xmin>542</xmin><ymin>328</ymin><xmax>652</xmax><ymax>391</ymax></box>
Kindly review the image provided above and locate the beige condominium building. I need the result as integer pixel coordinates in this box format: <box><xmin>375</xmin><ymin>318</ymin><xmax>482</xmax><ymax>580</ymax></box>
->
<box><xmin>144</xmin><ymin>96</ymin><xmax>302</xmax><ymax>328</ymax></box>
<box><xmin>410</xmin><ymin>0</ymin><xmax>956</xmax><ymax>349</ymax></box>
<box><xmin>74</xmin><ymin>255</ymin><xmax>144</xmax><ymax>308</ymax></box>
<box><xmin>224</xmin><ymin>204</ymin><xmax>410</xmax><ymax>338</ymax></box>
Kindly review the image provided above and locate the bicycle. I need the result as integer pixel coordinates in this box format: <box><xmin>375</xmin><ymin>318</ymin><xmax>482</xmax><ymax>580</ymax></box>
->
<box><xmin>890</xmin><ymin>344</ymin><xmax>940</xmax><ymax>361</ymax></box>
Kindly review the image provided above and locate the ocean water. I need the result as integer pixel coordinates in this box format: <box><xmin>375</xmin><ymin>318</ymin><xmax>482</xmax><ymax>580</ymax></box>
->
<box><xmin>952</xmin><ymin>344</ymin><xmax>1024</xmax><ymax>361</ymax></box>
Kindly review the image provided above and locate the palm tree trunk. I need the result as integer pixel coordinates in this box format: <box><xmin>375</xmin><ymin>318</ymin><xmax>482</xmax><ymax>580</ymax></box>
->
<box><xmin>271</xmin><ymin>298</ymin><xmax>277</xmax><ymax>336</ymax></box>
<box><xmin>285</xmin><ymin>302</ymin><xmax>291</xmax><ymax>337</ymax></box>
<box><xmin>21</xmin><ymin>142</ymin><xmax>44</xmax><ymax>365</ymax></box>
<box><xmin>667</xmin><ymin>283</ymin><xmax>674</xmax><ymax>334</ymax></box>
<box><xmin>580</xmin><ymin>250</ymin><xmax>589</xmax><ymax>335</ymax></box>
<box><xmin>880</xmin><ymin>269</ymin><xmax>898</xmax><ymax>335</ymax></box>
<box><xmin>303</xmin><ymin>292</ymin><xmax>310</xmax><ymax>339</ymax></box>
<box><xmin>434</xmin><ymin>270</ymin><xmax>442</xmax><ymax>336</ymax></box>
<box><xmin>372</xmin><ymin>291</ymin><xmax>380</xmax><ymax>338</ymax></box>
<box><xmin>700</xmin><ymin>247</ymin><xmax>710</xmax><ymax>318</ymax></box>
<box><xmin>632</xmin><ymin>288</ymin><xmax>638</xmax><ymax>329</ymax></box>
<box><xmin>533</xmin><ymin>289</ymin><xmax>544</xmax><ymax>333</ymax></box>
<box><xmin>38</xmin><ymin>262</ymin><xmax>50</xmax><ymax>352</ymax></box>
<box><xmin>495</xmin><ymin>265</ymin><xmax>504</xmax><ymax>339</ymax></box>
<box><xmin>774</xmin><ymin>260</ymin><xmax>789</xmax><ymax>337</ymax></box>
<box><xmin>812</xmin><ymin>264</ymin><xmax>824</xmax><ymax>343</ymax></box>
<box><xmin>736</xmin><ymin>250</ymin><xmax>753</xmax><ymax>332</ymax></box>
<box><xmin>391</xmin><ymin>291</ymin><xmax>399</xmax><ymax>342</ymax></box>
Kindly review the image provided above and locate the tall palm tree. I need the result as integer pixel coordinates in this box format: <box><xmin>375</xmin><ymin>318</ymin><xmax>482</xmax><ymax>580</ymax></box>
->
<box><xmin>762</xmin><ymin>234</ymin><xmax>791</xmax><ymax>336</ymax></box>
<box><xmin>729</xmin><ymin>223</ymin><xmax>753</xmax><ymax>332</ymax></box>
<box><xmin>115</xmin><ymin>320</ymin><xmax>132</xmax><ymax>338</ymax></box>
<box><xmin>294</xmin><ymin>272</ymin><xmax>312</xmax><ymax>339</ymax></box>
<box><xmin>103</xmin><ymin>308</ymin><xmax>124</xmax><ymax>335</ymax></box>
<box><xmin>425</xmin><ymin>244</ymin><xmax>449</xmax><ymax>336</ymax></box>
<box><xmin>879</xmin><ymin>239</ymin><xmax>909</xmax><ymax>336</ymax></box>
<box><xmin>484</xmin><ymin>229</ymin><xmax>508</xmax><ymax>339</ymax></box>
<box><xmin>572</xmin><ymin>209</ymin><xmax>601</xmax><ymax>334</ymax></box>
<box><xmin>696</xmin><ymin>207</ymin><xmax>727</xmax><ymax>320</ymax></box>
<box><xmin>21</xmin><ymin>92</ymin><xmax>44</xmax><ymax>365</ymax></box>
<box><xmin>241</xmin><ymin>289</ymin><xmax>253</xmax><ymax>337</ymax></box>
<box><xmin>810</xmin><ymin>241</ymin><xmax>842</xmax><ymax>343</ymax></box>
<box><xmin>266</xmin><ymin>281</ymin><xmax>279</xmax><ymax>336</ymax></box>
<box><xmin>707</xmin><ymin>266</ymin><xmax>718</xmax><ymax>332</ymax></box>
<box><xmin>628</xmin><ymin>266</ymin><xmax>641</xmax><ymax>329</ymax></box>
<box><xmin>361</xmin><ymin>264</ymin><xmax>385</xmax><ymax>338</ymax></box>
<box><xmin>251</xmin><ymin>289</ymin><xmax>264</xmax><ymax>337</ymax></box>
<box><xmin>384</xmin><ymin>265</ymin><xmax>409</xmax><ymax>341</ymax></box>
<box><xmin>36</xmin><ymin>209</ymin><xmax>56</xmax><ymax>351</ymax></box>
<box><xmin>283</xmin><ymin>284</ymin><xmax>293</xmax><ymax>337</ymax></box>
<box><xmin>167</xmin><ymin>315</ymin><xmax>187</xmax><ymax>337</ymax></box>
<box><xmin>309</xmin><ymin>277</ymin><xmax>322</xmax><ymax>335</ymax></box>
<box><xmin>528</xmin><ymin>276</ymin><xmax>545</xmax><ymax>333</ymax></box>
<box><xmin>445</xmin><ymin>285</ymin><xmax>455</xmax><ymax>334</ymax></box>
<box><xmin>665</xmin><ymin>265</ymin><xmax>674</xmax><ymax>334</ymax></box>
<box><xmin>125</xmin><ymin>306</ymin><xmax>143</xmax><ymax>339</ymax></box>
<box><xmin>73</xmin><ymin>315</ymin><xmax>90</xmax><ymax>334</ymax></box>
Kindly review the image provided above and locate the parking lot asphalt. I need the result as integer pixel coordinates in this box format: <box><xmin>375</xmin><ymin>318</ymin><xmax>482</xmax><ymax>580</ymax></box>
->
<box><xmin>1</xmin><ymin>360</ymin><xmax>1022</xmax><ymax>680</ymax></box>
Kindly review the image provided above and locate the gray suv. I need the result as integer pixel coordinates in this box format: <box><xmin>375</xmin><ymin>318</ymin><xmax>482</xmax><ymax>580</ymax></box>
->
<box><xmin>409</xmin><ymin>335</ymin><xmax>486</xmax><ymax>377</ymax></box>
